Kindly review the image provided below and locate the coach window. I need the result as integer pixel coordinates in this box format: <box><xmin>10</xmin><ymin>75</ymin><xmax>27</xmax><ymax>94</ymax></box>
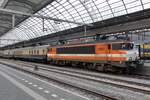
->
<box><xmin>47</xmin><ymin>48</ymin><xmax>49</xmax><ymax>52</ymax></box>
<box><xmin>43</xmin><ymin>49</ymin><xmax>45</xmax><ymax>54</ymax></box>
<box><xmin>37</xmin><ymin>50</ymin><xmax>39</xmax><ymax>54</ymax></box>
<box><xmin>34</xmin><ymin>50</ymin><xmax>36</xmax><ymax>54</ymax></box>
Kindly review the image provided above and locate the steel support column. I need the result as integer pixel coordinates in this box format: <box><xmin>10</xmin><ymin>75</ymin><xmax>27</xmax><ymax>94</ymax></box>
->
<box><xmin>84</xmin><ymin>25</ymin><xmax>87</xmax><ymax>37</ymax></box>
<box><xmin>12</xmin><ymin>14</ymin><xmax>15</xmax><ymax>28</ymax></box>
<box><xmin>42</xmin><ymin>18</ymin><xmax>45</xmax><ymax>32</ymax></box>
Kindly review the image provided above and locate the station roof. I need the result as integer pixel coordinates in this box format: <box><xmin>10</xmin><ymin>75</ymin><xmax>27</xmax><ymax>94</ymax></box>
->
<box><xmin>0</xmin><ymin>0</ymin><xmax>150</xmax><ymax>46</ymax></box>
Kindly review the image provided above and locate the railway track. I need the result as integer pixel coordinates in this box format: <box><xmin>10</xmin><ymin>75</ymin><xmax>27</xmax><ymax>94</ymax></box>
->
<box><xmin>11</xmin><ymin>60</ymin><xmax>150</xmax><ymax>94</ymax></box>
<box><xmin>12</xmin><ymin>60</ymin><xmax>150</xmax><ymax>80</ymax></box>
<box><xmin>0</xmin><ymin>59</ymin><xmax>150</xmax><ymax>100</ymax></box>
<box><xmin>0</xmin><ymin>59</ymin><xmax>117</xmax><ymax>100</ymax></box>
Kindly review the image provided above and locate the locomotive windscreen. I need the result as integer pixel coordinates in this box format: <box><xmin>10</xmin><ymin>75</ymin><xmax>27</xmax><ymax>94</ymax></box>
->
<box><xmin>57</xmin><ymin>45</ymin><xmax>95</xmax><ymax>54</ymax></box>
<box><xmin>112</xmin><ymin>43</ymin><xmax>133</xmax><ymax>50</ymax></box>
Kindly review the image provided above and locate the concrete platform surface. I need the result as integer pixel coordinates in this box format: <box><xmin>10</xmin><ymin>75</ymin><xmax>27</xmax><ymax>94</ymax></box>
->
<box><xmin>0</xmin><ymin>64</ymin><xmax>88</xmax><ymax>100</ymax></box>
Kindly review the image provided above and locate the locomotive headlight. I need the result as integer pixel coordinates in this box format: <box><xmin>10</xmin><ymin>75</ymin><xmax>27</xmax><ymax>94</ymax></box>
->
<box><xmin>129</xmin><ymin>57</ymin><xmax>132</xmax><ymax>61</ymax></box>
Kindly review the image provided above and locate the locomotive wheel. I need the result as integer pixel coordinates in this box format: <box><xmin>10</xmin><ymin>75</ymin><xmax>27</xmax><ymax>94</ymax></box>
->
<box><xmin>71</xmin><ymin>61</ymin><xmax>78</xmax><ymax>67</ymax></box>
<box><xmin>122</xmin><ymin>67</ymin><xmax>131</xmax><ymax>74</ymax></box>
<box><xmin>58</xmin><ymin>60</ymin><xmax>65</xmax><ymax>66</ymax></box>
<box><xmin>86</xmin><ymin>63</ymin><xmax>95</xmax><ymax>70</ymax></box>
<box><xmin>114</xmin><ymin>68</ymin><xmax>124</xmax><ymax>74</ymax></box>
<box><xmin>95</xmin><ymin>64</ymin><xmax>106</xmax><ymax>72</ymax></box>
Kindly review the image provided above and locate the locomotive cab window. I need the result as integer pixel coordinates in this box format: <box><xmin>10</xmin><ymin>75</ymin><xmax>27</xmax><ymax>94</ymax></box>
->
<box><xmin>112</xmin><ymin>43</ymin><xmax>134</xmax><ymax>50</ymax></box>
<box><xmin>121</xmin><ymin>43</ymin><xmax>134</xmax><ymax>50</ymax></box>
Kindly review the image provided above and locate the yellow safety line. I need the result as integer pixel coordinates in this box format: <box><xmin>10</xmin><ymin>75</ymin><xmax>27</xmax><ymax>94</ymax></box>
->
<box><xmin>147</xmin><ymin>95</ymin><xmax>150</xmax><ymax>100</ymax></box>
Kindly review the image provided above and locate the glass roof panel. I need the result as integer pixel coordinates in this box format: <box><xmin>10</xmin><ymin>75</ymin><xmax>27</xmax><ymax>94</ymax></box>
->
<box><xmin>1</xmin><ymin>0</ymin><xmax>150</xmax><ymax>46</ymax></box>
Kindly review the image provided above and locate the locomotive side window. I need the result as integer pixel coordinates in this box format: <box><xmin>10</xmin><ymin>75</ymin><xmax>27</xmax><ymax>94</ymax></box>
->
<box><xmin>112</xmin><ymin>43</ymin><xmax>122</xmax><ymax>50</ymax></box>
<box><xmin>57</xmin><ymin>45</ymin><xmax>95</xmax><ymax>54</ymax></box>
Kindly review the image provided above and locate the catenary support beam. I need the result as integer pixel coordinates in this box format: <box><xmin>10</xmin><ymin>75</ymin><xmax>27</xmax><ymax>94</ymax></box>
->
<box><xmin>0</xmin><ymin>8</ymin><xmax>93</xmax><ymax>26</ymax></box>
<box><xmin>0</xmin><ymin>0</ymin><xmax>8</xmax><ymax>8</ymax></box>
<box><xmin>0</xmin><ymin>39</ymin><xmax>22</xmax><ymax>41</ymax></box>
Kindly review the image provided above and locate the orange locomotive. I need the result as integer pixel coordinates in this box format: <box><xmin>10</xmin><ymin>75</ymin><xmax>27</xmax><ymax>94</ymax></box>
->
<box><xmin>47</xmin><ymin>40</ymin><xmax>142</xmax><ymax>72</ymax></box>
<box><xmin>0</xmin><ymin>40</ymin><xmax>142</xmax><ymax>73</ymax></box>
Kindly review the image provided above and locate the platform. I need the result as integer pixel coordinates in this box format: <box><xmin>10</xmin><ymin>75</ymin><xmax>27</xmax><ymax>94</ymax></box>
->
<box><xmin>133</xmin><ymin>63</ymin><xmax>150</xmax><ymax>76</ymax></box>
<box><xmin>0</xmin><ymin>64</ymin><xmax>88</xmax><ymax>100</ymax></box>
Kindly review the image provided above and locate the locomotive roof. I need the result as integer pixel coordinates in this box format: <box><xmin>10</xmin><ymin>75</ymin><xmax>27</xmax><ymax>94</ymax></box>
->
<box><xmin>51</xmin><ymin>40</ymin><xmax>133</xmax><ymax>48</ymax></box>
<box><xmin>6</xmin><ymin>40</ymin><xmax>133</xmax><ymax>50</ymax></box>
